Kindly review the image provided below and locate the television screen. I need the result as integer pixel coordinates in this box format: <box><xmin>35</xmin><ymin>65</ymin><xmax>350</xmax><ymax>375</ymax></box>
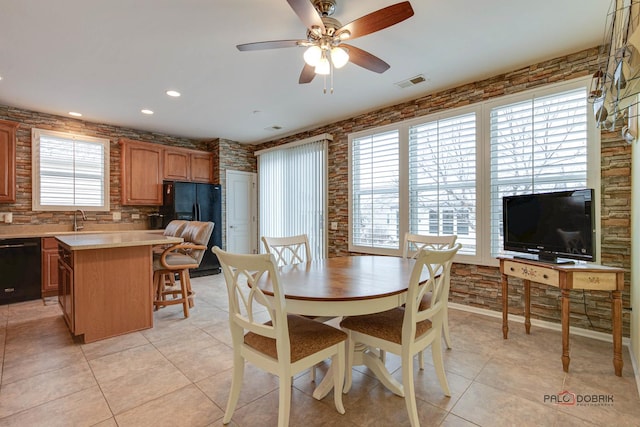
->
<box><xmin>502</xmin><ymin>189</ymin><xmax>595</xmax><ymax>263</ymax></box>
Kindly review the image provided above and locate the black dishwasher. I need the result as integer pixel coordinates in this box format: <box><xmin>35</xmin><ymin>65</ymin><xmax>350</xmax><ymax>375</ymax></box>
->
<box><xmin>0</xmin><ymin>238</ymin><xmax>41</xmax><ymax>304</ymax></box>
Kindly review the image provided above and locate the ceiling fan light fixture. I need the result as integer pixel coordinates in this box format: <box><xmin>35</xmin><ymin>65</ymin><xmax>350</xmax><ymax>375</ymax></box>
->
<box><xmin>315</xmin><ymin>54</ymin><xmax>330</xmax><ymax>75</ymax></box>
<box><xmin>303</xmin><ymin>45</ymin><xmax>323</xmax><ymax>66</ymax></box>
<box><xmin>330</xmin><ymin>47</ymin><xmax>349</xmax><ymax>68</ymax></box>
<box><xmin>336</xmin><ymin>29</ymin><xmax>351</xmax><ymax>40</ymax></box>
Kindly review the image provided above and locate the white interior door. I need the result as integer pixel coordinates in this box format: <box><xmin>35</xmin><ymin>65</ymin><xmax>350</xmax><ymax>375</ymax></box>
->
<box><xmin>226</xmin><ymin>170</ymin><xmax>257</xmax><ymax>253</ymax></box>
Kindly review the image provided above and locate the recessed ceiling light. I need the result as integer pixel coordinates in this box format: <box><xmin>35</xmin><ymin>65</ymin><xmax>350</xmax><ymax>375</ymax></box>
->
<box><xmin>141</xmin><ymin>109</ymin><xmax>154</xmax><ymax>115</ymax></box>
<box><xmin>166</xmin><ymin>90</ymin><xmax>181</xmax><ymax>97</ymax></box>
<box><xmin>69</xmin><ymin>112</ymin><xmax>82</xmax><ymax>117</ymax></box>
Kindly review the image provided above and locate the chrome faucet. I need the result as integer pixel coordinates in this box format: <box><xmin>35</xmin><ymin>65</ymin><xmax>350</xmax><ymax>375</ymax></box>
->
<box><xmin>73</xmin><ymin>209</ymin><xmax>87</xmax><ymax>232</ymax></box>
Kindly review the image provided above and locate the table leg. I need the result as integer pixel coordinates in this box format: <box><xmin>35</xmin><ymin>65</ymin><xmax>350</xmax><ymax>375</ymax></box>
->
<box><xmin>502</xmin><ymin>273</ymin><xmax>509</xmax><ymax>339</ymax></box>
<box><xmin>612</xmin><ymin>290</ymin><xmax>623</xmax><ymax>377</ymax></box>
<box><xmin>561</xmin><ymin>289</ymin><xmax>570</xmax><ymax>372</ymax></box>
<box><xmin>524</xmin><ymin>279</ymin><xmax>531</xmax><ymax>334</ymax></box>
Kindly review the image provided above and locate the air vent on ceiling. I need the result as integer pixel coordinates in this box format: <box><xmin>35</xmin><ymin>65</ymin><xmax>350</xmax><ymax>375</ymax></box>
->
<box><xmin>394</xmin><ymin>74</ymin><xmax>428</xmax><ymax>89</ymax></box>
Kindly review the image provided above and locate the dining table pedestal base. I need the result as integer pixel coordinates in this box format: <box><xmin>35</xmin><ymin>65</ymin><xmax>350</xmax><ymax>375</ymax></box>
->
<box><xmin>312</xmin><ymin>344</ymin><xmax>404</xmax><ymax>400</ymax></box>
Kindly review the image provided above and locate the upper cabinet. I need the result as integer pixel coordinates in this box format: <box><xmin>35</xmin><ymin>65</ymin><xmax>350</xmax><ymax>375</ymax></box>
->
<box><xmin>120</xmin><ymin>138</ymin><xmax>164</xmax><ymax>205</ymax></box>
<box><xmin>0</xmin><ymin>119</ymin><xmax>19</xmax><ymax>203</ymax></box>
<box><xmin>163</xmin><ymin>147</ymin><xmax>214</xmax><ymax>183</ymax></box>
<box><xmin>164</xmin><ymin>149</ymin><xmax>190</xmax><ymax>181</ymax></box>
<box><xmin>120</xmin><ymin>138</ymin><xmax>215</xmax><ymax>205</ymax></box>
<box><xmin>188</xmin><ymin>151</ymin><xmax>214</xmax><ymax>183</ymax></box>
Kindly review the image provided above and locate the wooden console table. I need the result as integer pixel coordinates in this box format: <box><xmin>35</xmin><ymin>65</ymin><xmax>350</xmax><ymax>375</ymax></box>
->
<box><xmin>499</xmin><ymin>257</ymin><xmax>625</xmax><ymax>376</ymax></box>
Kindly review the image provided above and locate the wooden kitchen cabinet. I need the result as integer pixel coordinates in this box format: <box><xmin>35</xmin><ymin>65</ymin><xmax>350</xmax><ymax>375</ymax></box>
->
<box><xmin>41</xmin><ymin>237</ymin><xmax>60</xmax><ymax>298</ymax></box>
<box><xmin>58</xmin><ymin>246</ymin><xmax>74</xmax><ymax>332</ymax></box>
<box><xmin>120</xmin><ymin>138</ymin><xmax>164</xmax><ymax>205</ymax></box>
<box><xmin>0</xmin><ymin>119</ymin><xmax>19</xmax><ymax>203</ymax></box>
<box><xmin>164</xmin><ymin>149</ymin><xmax>190</xmax><ymax>181</ymax></box>
<box><xmin>121</xmin><ymin>138</ymin><xmax>215</xmax><ymax>205</ymax></box>
<box><xmin>163</xmin><ymin>147</ymin><xmax>214</xmax><ymax>183</ymax></box>
<box><xmin>189</xmin><ymin>151</ymin><xmax>214</xmax><ymax>183</ymax></box>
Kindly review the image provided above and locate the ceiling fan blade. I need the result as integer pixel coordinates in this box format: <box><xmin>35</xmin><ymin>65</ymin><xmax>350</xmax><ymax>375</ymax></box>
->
<box><xmin>338</xmin><ymin>1</ymin><xmax>414</xmax><ymax>40</ymax></box>
<box><xmin>342</xmin><ymin>44</ymin><xmax>390</xmax><ymax>73</ymax></box>
<box><xmin>236</xmin><ymin>40</ymin><xmax>305</xmax><ymax>51</ymax></box>
<box><xmin>287</xmin><ymin>0</ymin><xmax>325</xmax><ymax>34</ymax></box>
<box><xmin>299</xmin><ymin>63</ymin><xmax>316</xmax><ymax>84</ymax></box>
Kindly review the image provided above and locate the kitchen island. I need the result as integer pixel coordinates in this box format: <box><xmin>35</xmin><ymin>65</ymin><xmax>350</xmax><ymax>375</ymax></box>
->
<box><xmin>55</xmin><ymin>232</ymin><xmax>182</xmax><ymax>343</ymax></box>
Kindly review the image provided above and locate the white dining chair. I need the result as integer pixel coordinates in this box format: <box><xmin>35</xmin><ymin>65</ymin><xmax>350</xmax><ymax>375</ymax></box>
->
<box><xmin>213</xmin><ymin>247</ymin><xmax>347</xmax><ymax>427</ymax></box>
<box><xmin>341</xmin><ymin>244</ymin><xmax>461</xmax><ymax>427</ymax></box>
<box><xmin>378</xmin><ymin>233</ymin><xmax>458</xmax><ymax>367</ymax></box>
<box><xmin>403</xmin><ymin>233</ymin><xmax>458</xmax><ymax>351</ymax></box>
<box><xmin>261</xmin><ymin>234</ymin><xmax>312</xmax><ymax>266</ymax></box>
<box><xmin>262</xmin><ymin>233</ymin><xmax>329</xmax><ymax>382</ymax></box>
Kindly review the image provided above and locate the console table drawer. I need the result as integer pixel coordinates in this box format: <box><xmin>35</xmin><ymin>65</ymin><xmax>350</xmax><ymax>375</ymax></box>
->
<box><xmin>502</xmin><ymin>260</ymin><xmax>559</xmax><ymax>287</ymax></box>
<box><xmin>571</xmin><ymin>272</ymin><xmax>617</xmax><ymax>290</ymax></box>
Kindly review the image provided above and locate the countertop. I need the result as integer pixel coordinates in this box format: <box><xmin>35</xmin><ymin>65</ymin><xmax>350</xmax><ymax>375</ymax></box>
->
<box><xmin>56</xmin><ymin>232</ymin><xmax>182</xmax><ymax>251</ymax></box>
<box><xmin>0</xmin><ymin>223</ymin><xmax>158</xmax><ymax>240</ymax></box>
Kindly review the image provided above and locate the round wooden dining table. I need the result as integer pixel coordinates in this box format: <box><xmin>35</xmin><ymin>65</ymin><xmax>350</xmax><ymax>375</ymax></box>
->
<box><xmin>254</xmin><ymin>255</ymin><xmax>429</xmax><ymax>400</ymax></box>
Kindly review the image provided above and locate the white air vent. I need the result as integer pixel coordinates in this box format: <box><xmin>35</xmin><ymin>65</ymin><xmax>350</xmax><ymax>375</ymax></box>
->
<box><xmin>395</xmin><ymin>74</ymin><xmax>428</xmax><ymax>89</ymax></box>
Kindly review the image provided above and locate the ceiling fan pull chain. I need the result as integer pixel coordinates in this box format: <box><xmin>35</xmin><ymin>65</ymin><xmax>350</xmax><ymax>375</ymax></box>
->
<box><xmin>330</xmin><ymin>61</ymin><xmax>334</xmax><ymax>94</ymax></box>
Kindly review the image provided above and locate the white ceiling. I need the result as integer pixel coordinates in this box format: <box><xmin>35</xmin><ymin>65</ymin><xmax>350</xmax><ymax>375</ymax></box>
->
<box><xmin>0</xmin><ymin>0</ymin><xmax>610</xmax><ymax>144</ymax></box>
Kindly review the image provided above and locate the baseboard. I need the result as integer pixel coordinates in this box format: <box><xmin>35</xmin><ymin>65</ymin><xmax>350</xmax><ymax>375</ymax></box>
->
<box><xmin>630</xmin><ymin>345</ymin><xmax>640</xmax><ymax>398</ymax></box>
<box><xmin>448</xmin><ymin>302</ymin><xmax>631</xmax><ymax>346</ymax></box>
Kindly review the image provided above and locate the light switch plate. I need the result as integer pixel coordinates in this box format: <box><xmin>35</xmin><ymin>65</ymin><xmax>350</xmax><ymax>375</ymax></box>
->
<box><xmin>112</xmin><ymin>211</ymin><xmax>121</xmax><ymax>221</ymax></box>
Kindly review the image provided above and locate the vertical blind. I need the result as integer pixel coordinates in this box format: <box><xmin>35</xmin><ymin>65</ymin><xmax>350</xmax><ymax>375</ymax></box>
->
<box><xmin>35</xmin><ymin>130</ymin><xmax>108</xmax><ymax>209</ymax></box>
<box><xmin>489</xmin><ymin>87</ymin><xmax>588</xmax><ymax>256</ymax></box>
<box><xmin>351</xmin><ymin>130</ymin><xmax>400</xmax><ymax>249</ymax></box>
<box><xmin>408</xmin><ymin>112</ymin><xmax>477</xmax><ymax>255</ymax></box>
<box><xmin>258</xmin><ymin>139</ymin><xmax>327</xmax><ymax>259</ymax></box>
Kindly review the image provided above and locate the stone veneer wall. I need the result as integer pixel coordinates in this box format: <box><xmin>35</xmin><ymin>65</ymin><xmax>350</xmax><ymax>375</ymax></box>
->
<box><xmin>254</xmin><ymin>47</ymin><xmax>633</xmax><ymax>337</ymax></box>
<box><xmin>216</xmin><ymin>138</ymin><xmax>257</xmax><ymax>248</ymax></box>
<box><xmin>0</xmin><ymin>105</ymin><xmax>214</xmax><ymax>230</ymax></box>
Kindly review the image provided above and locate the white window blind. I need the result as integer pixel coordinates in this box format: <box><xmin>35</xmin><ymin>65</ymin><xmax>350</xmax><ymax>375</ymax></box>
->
<box><xmin>409</xmin><ymin>113</ymin><xmax>477</xmax><ymax>255</ymax></box>
<box><xmin>351</xmin><ymin>130</ymin><xmax>400</xmax><ymax>250</ymax></box>
<box><xmin>32</xmin><ymin>129</ymin><xmax>110</xmax><ymax>211</ymax></box>
<box><xmin>258</xmin><ymin>138</ymin><xmax>327</xmax><ymax>259</ymax></box>
<box><xmin>489</xmin><ymin>87</ymin><xmax>589</xmax><ymax>257</ymax></box>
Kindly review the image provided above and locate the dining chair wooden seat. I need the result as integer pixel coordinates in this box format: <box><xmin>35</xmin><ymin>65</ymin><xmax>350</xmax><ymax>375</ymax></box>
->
<box><xmin>153</xmin><ymin>221</ymin><xmax>214</xmax><ymax>318</ymax></box>
<box><xmin>341</xmin><ymin>244</ymin><xmax>461</xmax><ymax>427</ymax></box>
<box><xmin>213</xmin><ymin>247</ymin><xmax>346</xmax><ymax>427</ymax></box>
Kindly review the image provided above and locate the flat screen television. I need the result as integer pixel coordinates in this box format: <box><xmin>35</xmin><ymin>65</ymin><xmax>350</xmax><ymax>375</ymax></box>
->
<box><xmin>502</xmin><ymin>189</ymin><xmax>595</xmax><ymax>264</ymax></box>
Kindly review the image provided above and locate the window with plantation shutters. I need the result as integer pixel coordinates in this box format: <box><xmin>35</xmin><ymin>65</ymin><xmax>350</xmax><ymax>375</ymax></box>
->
<box><xmin>408</xmin><ymin>112</ymin><xmax>477</xmax><ymax>255</ymax></box>
<box><xmin>32</xmin><ymin>129</ymin><xmax>110</xmax><ymax>211</ymax></box>
<box><xmin>351</xmin><ymin>130</ymin><xmax>400</xmax><ymax>250</ymax></box>
<box><xmin>348</xmin><ymin>77</ymin><xmax>598</xmax><ymax>265</ymax></box>
<box><xmin>489</xmin><ymin>87</ymin><xmax>589</xmax><ymax>257</ymax></box>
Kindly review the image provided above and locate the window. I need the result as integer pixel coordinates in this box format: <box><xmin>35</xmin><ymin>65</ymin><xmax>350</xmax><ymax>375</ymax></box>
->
<box><xmin>351</xmin><ymin>130</ymin><xmax>400</xmax><ymax>250</ymax></box>
<box><xmin>408</xmin><ymin>112</ymin><xmax>477</xmax><ymax>255</ymax></box>
<box><xmin>32</xmin><ymin>129</ymin><xmax>110</xmax><ymax>211</ymax></box>
<box><xmin>489</xmin><ymin>87</ymin><xmax>590</xmax><ymax>257</ymax></box>
<box><xmin>348</xmin><ymin>77</ymin><xmax>599</xmax><ymax>265</ymax></box>
<box><xmin>257</xmin><ymin>135</ymin><xmax>328</xmax><ymax>259</ymax></box>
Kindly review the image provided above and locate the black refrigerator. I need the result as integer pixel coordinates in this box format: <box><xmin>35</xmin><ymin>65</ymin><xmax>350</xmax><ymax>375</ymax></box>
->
<box><xmin>160</xmin><ymin>181</ymin><xmax>222</xmax><ymax>276</ymax></box>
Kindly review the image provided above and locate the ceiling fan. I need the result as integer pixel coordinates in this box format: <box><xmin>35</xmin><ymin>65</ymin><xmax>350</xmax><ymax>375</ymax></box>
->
<box><xmin>236</xmin><ymin>0</ymin><xmax>415</xmax><ymax>86</ymax></box>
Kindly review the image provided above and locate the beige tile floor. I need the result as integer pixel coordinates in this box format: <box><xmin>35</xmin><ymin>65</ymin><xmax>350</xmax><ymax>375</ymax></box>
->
<box><xmin>0</xmin><ymin>273</ymin><xmax>637</xmax><ymax>426</ymax></box>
